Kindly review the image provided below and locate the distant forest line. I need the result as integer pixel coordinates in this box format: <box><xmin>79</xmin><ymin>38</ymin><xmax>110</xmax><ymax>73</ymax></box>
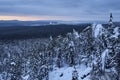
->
<box><xmin>0</xmin><ymin>24</ymin><xmax>90</xmax><ymax>40</ymax></box>
<box><xmin>0</xmin><ymin>22</ymin><xmax>120</xmax><ymax>40</ymax></box>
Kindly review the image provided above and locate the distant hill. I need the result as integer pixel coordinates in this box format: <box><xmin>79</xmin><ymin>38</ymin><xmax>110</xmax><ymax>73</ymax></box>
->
<box><xmin>0</xmin><ymin>20</ymin><xmax>108</xmax><ymax>27</ymax></box>
<box><xmin>0</xmin><ymin>20</ymin><xmax>59</xmax><ymax>27</ymax></box>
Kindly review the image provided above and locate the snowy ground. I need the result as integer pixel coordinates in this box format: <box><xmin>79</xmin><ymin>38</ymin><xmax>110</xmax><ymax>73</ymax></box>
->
<box><xmin>49</xmin><ymin>64</ymin><xmax>92</xmax><ymax>80</ymax></box>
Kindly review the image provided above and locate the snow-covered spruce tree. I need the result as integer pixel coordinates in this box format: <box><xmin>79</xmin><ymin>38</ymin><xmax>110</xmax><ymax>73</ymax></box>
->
<box><xmin>90</xmin><ymin>22</ymin><xmax>119</xmax><ymax>79</ymax></box>
<box><xmin>5</xmin><ymin>45</ymin><xmax>23</xmax><ymax>80</ymax></box>
<box><xmin>0</xmin><ymin>46</ymin><xmax>12</xmax><ymax>80</ymax></box>
<box><xmin>45</xmin><ymin>36</ymin><xmax>55</xmax><ymax>71</ymax></box>
<box><xmin>79</xmin><ymin>26</ymin><xmax>95</xmax><ymax>67</ymax></box>
<box><xmin>54</xmin><ymin>35</ymin><xmax>65</xmax><ymax>68</ymax></box>
<box><xmin>64</xmin><ymin>30</ymin><xmax>80</xmax><ymax>66</ymax></box>
<box><xmin>47</xmin><ymin>30</ymin><xmax>81</xmax><ymax>68</ymax></box>
<box><xmin>28</xmin><ymin>39</ymin><xmax>51</xmax><ymax>80</ymax></box>
<box><xmin>108</xmin><ymin>13</ymin><xmax>114</xmax><ymax>34</ymax></box>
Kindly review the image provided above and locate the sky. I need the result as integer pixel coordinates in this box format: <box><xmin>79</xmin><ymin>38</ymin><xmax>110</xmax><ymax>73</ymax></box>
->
<box><xmin>0</xmin><ymin>0</ymin><xmax>120</xmax><ymax>21</ymax></box>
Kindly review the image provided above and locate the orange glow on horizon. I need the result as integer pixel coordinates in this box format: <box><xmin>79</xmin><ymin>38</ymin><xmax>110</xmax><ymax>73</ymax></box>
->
<box><xmin>0</xmin><ymin>15</ymin><xmax>76</xmax><ymax>21</ymax></box>
<box><xmin>0</xmin><ymin>16</ymin><xmax>49</xmax><ymax>21</ymax></box>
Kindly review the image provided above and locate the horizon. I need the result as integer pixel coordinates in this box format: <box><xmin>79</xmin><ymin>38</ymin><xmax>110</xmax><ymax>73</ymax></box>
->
<box><xmin>0</xmin><ymin>15</ymin><xmax>110</xmax><ymax>22</ymax></box>
<box><xmin>0</xmin><ymin>14</ymin><xmax>119</xmax><ymax>22</ymax></box>
<box><xmin>0</xmin><ymin>15</ymin><xmax>117</xmax><ymax>23</ymax></box>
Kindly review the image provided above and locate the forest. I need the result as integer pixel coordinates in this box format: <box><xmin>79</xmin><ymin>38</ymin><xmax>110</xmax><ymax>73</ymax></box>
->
<box><xmin>0</xmin><ymin>21</ymin><xmax>120</xmax><ymax>80</ymax></box>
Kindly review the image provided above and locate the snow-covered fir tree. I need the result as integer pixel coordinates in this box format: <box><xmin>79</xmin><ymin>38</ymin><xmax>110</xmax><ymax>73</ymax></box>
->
<box><xmin>72</xmin><ymin>67</ymin><xmax>78</xmax><ymax>80</ymax></box>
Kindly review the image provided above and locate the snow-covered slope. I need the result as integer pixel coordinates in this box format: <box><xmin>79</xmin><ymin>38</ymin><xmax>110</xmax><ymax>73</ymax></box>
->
<box><xmin>49</xmin><ymin>65</ymin><xmax>92</xmax><ymax>80</ymax></box>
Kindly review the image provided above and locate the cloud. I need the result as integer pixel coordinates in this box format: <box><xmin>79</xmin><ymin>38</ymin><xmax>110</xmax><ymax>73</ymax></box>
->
<box><xmin>0</xmin><ymin>0</ymin><xmax>120</xmax><ymax>21</ymax></box>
